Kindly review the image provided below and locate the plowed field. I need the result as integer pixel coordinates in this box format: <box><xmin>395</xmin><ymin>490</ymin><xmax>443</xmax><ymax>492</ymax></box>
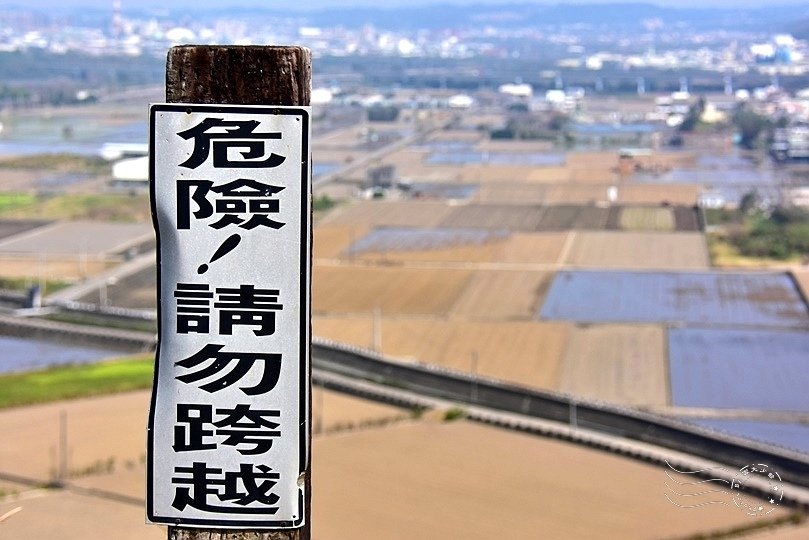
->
<box><xmin>617</xmin><ymin>184</ymin><xmax>701</xmax><ymax>205</ymax></box>
<box><xmin>499</xmin><ymin>232</ymin><xmax>569</xmax><ymax>264</ymax></box>
<box><xmin>563</xmin><ymin>231</ymin><xmax>709</xmax><ymax>269</ymax></box>
<box><xmin>313</xmin><ymin>266</ymin><xmax>473</xmax><ymax>316</ymax></box>
<box><xmin>351</xmin><ymin>239</ymin><xmax>505</xmax><ymax>264</ymax></box>
<box><xmin>313</xmin><ymin>421</ymin><xmax>782</xmax><ymax>540</ymax></box>
<box><xmin>618</xmin><ymin>206</ymin><xmax>675</xmax><ymax>231</ymax></box>
<box><xmin>440</xmin><ymin>204</ymin><xmax>545</xmax><ymax>230</ymax></box>
<box><xmin>567</xmin><ymin>168</ymin><xmax>615</xmax><ymax>183</ymax></box>
<box><xmin>313</xmin><ymin>316</ymin><xmax>570</xmax><ymax>390</ymax></box>
<box><xmin>536</xmin><ymin>205</ymin><xmax>610</xmax><ymax>230</ymax></box>
<box><xmin>321</xmin><ymin>200</ymin><xmax>452</xmax><ymax>228</ymax></box>
<box><xmin>558</xmin><ymin>324</ymin><xmax>668</xmax><ymax>406</ymax></box>
<box><xmin>474</xmin><ymin>183</ymin><xmax>551</xmax><ymax>204</ymax></box>
<box><xmin>546</xmin><ymin>184</ymin><xmax>611</xmax><ymax>204</ymax></box>
<box><xmin>448</xmin><ymin>270</ymin><xmax>553</xmax><ymax>320</ymax></box>
<box><xmin>314</xmin><ymin>225</ymin><xmax>370</xmax><ymax>259</ymax></box>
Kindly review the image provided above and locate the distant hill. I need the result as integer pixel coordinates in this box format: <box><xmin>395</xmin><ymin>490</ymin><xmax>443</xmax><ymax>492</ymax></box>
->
<box><xmin>790</xmin><ymin>16</ymin><xmax>809</xmax><ymax>39</ymax></box>
<box><xmin>9</xmin><ymin>2</ymin><xmax>809</xmax><ymax>33</ymax></box>
<box><xmin>195</xmin><ymin>2</ymin><xmax>809</xmax><ymax>32</ymax></box>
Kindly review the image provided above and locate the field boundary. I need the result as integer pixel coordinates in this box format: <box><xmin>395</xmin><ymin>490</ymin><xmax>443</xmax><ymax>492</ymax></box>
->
<box><xmin>312</xmin><ymin>337</ymin><xmax>809</xmax><ymax>498</ymax></box>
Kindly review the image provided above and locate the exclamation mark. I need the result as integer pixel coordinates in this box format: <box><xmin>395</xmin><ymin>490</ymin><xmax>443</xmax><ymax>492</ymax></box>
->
<box><xmin>198</xmin><ymin>234</ymin><xmax>242</xmax><ymax>274</ymax></box>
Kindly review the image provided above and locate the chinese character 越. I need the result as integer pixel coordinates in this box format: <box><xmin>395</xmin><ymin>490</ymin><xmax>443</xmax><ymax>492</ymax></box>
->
<box><xmin>171</xmin><ymin>462</ymin><xmax>280</xmax><ymax>514</ymax></box>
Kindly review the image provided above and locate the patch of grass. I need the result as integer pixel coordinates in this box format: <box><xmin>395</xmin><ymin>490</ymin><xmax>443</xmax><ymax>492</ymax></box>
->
<box><xmin>0</xmin><ymin>153</ymin><xmax>110</xmax><ymax>174</ymax></box>
<box><xmin>313</xmin><ymin>194</ymin><xmax>337</xmax><ymax>212</ymax></box>
<box><xmin>443</xmin><ymin>406</ymin><xmax>466</xmax><ymax>422</ymax></box>
<box><xmin>707</xmin><ymin>233</ymin><xmax>801</xmax><ymax>268</ymax></box>
<box><xmin>43</xmin><ymin>311</ymin><xmax>157</xmax><ymax>334</ymax></box>
<box><xmin>70</xmin><ymin>457</ymin><xmax>116</xmax><ymax>478</ymax></box>
<box><xmin>0</xmin><ymin>193</ymin><xmax>150</xmax><ymax>221</ymax></box>
<box><xmin>0</xmin><ymin>192</ymin><xmax>36</xmax><ymax>213</ymax></box>
<box><xmin>704</xmin><ymin>208</ymin><xmax>737</xmax><ymax>226</ymax></box>
<box><xmin>0</xmin><ymin>355</ymin><xmax>154</xmax><ymax>410</ymax></box>
<box><xmin>0</xmin><ymin>276</ymin><xmax>71</xmax><ymax>293</ymax></box>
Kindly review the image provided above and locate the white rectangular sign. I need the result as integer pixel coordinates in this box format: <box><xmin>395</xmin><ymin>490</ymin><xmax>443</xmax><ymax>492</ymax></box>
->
<box><xmin>147</xmin><ymin>104</ymin><xmax>311</xmax><ymax>528</ymax></box>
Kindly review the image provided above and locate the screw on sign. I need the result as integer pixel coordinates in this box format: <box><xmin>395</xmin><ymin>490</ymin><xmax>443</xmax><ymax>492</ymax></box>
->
<box><xmin>148</xmin><ymin>46</ymin><xmax>312</xmax><ymax>540</ymax></box>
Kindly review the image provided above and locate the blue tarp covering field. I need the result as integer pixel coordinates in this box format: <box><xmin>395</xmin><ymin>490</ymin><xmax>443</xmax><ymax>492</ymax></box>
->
<box><xmin>346</xmin><ymin>227</ymin><xmax>509</xmax><ymax>254</ymax></box>
<box><xmin>669</xmin><ymin>327</ymin><xmax>809</xmax><ymax>412</ymax></box>
<box><xmin>538</xmin><ymin>271</ymin><xmax>809</xmax><ymax>328</ymax></box>
<box><xmin>686</xmin><ymin>419</ymin><xmax>809</xmax><ymax>456</ymax></box>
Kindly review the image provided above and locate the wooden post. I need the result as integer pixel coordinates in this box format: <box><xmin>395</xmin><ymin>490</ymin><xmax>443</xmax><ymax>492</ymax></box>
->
<box><xmin>165</xmin><ymin>45</ymin><xmax>312</xmax><ymax>540</ymax></box>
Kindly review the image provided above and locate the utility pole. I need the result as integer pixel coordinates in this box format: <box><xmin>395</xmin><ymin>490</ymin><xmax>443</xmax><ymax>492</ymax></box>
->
<box><xmin>164</xmin><ymin>45</ymin><xmax>312</xmax><ymax>540</ymax></box>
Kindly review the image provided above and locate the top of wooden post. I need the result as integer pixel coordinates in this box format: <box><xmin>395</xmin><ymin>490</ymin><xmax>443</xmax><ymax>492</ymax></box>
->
<box><xmin>166</xmin><ymin>45</ymin><xmax>311</xmax><ymax>106</ymax></box>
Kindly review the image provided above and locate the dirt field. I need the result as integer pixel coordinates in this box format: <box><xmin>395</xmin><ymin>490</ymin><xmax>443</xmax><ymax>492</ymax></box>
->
<box><xmin>473</xmin><ymin>183</ymin><xmax>551</xmax><ymax>204</ymax></box>
<box><xmin>314</xmin><ymin>225</ymin><xmax>371</xmax><ymax>259</ymax></box>
<box><xmin>618</xmin><ymin>206</ymin><xmax>676</xmax><ymax>231</ymax></box>
<box><xmin>439</xmin><ymin>204</ymin><xmax>545</xmax><ymax>230</ymax></box>
<box><xmin>0</xmin><ymin>389</ymin><xmax>407</xmax><ymax>540</ymax></box>
<box><xmin>1</xmin><ymin>396</ymin><xmax>791</xmax><ymax>540</ymax></box>
<box><xmin>524</xmin><ymin>166</ymin><xmax>571</xmax><ymax>182</ymax></box>
<box><xmin>448</xmin><ymin>270</ymin><xmax>553</xmax><ymax>320</ymax></box>
<box><xmin>563</xmin><ymin>231</ymin><xmax>710</xmax><ymax>269</ymax></box>
<box><xmin>791</xmin><ymin>270</ymin><xmax>809</xmax><ymax>302</ymax></box>
<box><xmin>314</xmin><ymin>316</ymin><xmax>570</xmax><ymax>390</ymax></box>
<box><xmin>312</xmin><ymin>265</ymin><xmax>473</xmax><ymax>316</ymax></box>
<box><xmin>0</xmin><ymin>389</ymin><xmax>404</xmax><ymax>484</ymax></box>
<box><xmin>351</xmin><ymin>238</ymin><xmax>506</xmax><ymax>264</ymax></box>
<box><xmin>565</xmin><ymin>151</ymin><xmax>620</xmax><ymax>169</ymax></box>
<box><xmin>313</xmin><ymin>421</ymin><xmax>786</xmax><ymax>540</ymax></box>
<box><xmin>499</xmin><ymin>232</ymin><xmax>569</xmax><ymax>264</ymax></box>
<box><xmin>567</xmin><ymin>168</ymin><xmax>615</xmax><ymax>183</ymax></box>
<box><xmin>0</xmin><ymin>221</ymin><xmax>153</xmax><ymax>257</ymax></box>
<box><xmin>536</xmin><ymin>205</ymin><xmax>610</xmax><ymax>231</ymax></box>
<box><xmin>673</xmin><ymin>205</ymin><xmax>702</xmax><ymax>232</ymax></box>
<box><xmin>617</xmin><ymin>183</ymin><xmax>702</xmax><ymax>205</ymax></box>
<box><xmin>0</xmin><ymin>256</ymin><xmax>109</xmax><ymax>281</ymax></box>
<box><xmin>558</xmin><ymin>324</ymin><xmax>669</xmax><ymax>407</ymax></box>
<box><xmin>545</xmin><ymin>184</ymin><xmax>612</xmax><ymax>204</ymax></box>
<box><xmin>321</xmin><ymin>200</ymin><xmax>453</xmax><ymax>228</ymax></box>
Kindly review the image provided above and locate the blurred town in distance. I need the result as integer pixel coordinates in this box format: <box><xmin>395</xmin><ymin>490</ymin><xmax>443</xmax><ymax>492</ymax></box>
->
<box><xmin>1</xmin><ymin>1</ymin><xmax>809</xmax><ymax>539</ymax></box>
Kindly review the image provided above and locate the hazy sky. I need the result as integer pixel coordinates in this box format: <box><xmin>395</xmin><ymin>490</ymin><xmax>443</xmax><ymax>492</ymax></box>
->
<box><xmin>1</xmin><ymin>0</ymin><xmax>807</xmax><ymax>10</ymax></box>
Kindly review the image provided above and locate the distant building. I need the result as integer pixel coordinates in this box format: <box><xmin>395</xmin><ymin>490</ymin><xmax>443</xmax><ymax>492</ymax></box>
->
<box><xmin>498</xmin><ymin>83</ymin><xmax>532</xmax><ymax>98</ymax></box>
<box><xmin>771</xmin><ymin>126</ymin><xmax>809</xmax><ymax>161</ymax></box>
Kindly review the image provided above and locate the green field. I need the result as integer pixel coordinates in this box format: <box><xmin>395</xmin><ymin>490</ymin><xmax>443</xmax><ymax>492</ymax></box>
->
<box><xmin>0</xmin><ymin>355</ymin><xmax>154</xmax><ymax>410</ymax></box>
<box><xmin>0</xmin><ymin>153</ymin><xmax>110</xmax><ymax>174</ymax></box>
<box><xmin>0</xmin><ymin>193</ymin><xmax>151</xmax><ymax>222</ymax></box>
<box><xmin>0</xmin><ymin>192</ymin><xmax>37</xmax><ymax>213</ymax></box>
<box><xmin>618</xmin><ymin>207</ymin><xmax>675</xmax><ymax>231</ymax></box>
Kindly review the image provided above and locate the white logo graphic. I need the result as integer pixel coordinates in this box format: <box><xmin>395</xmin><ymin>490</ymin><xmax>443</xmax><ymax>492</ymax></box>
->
<box><xmin>665</xmin><ymin>461</ymin><xmax>783</xmax><ymax>516</ymax></box>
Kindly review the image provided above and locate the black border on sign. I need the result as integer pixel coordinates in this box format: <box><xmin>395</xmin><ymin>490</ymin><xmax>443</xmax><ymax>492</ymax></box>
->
<box><xmin>146</xmin><ymin>104</ymin><xmax>310</xmax><ymax>529</ymax></box>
